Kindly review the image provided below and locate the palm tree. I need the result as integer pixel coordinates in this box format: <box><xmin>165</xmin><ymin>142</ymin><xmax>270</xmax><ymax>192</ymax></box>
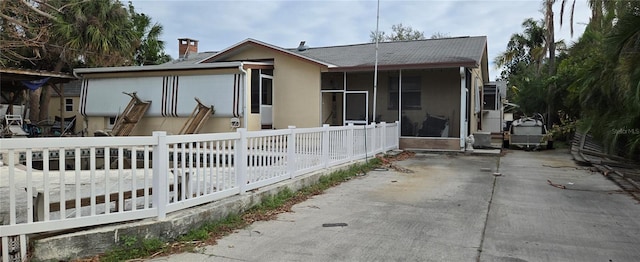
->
<box><xmin>566</xmin><ymin>0</ymin><xmax>640</xmax><ymax>156</ymax></box>
<box><xmin>495</xmin><ymin>18</ymin><xmax>549</xmax><ymax>114</ymax></box>
<box><xmin>495</xmin><ymin>18</ymin><xmax>546</xmax><ymax>78</ymax></box>
<box><xmin>542</xmin><ymin>0</ymin><xmax>576</xmax><ymax>126</ymax></box>
<box><xmin>49</xmin><ymin>0</ymin><xmax>136</xmax><ymax>68</ymax></box>
<box><xmin>601</xmin><ymin>2</ymin><xmax>640</xmax><ymax>155</ymax></box>
<box><xmin>128</xmin><ymin>2</ymin><xmax>171</xmax><ymax>65</ymax></box>
<box><xmin>35</xmin><ymin>0</ymin><xmax>136</xmax><ymax>121</ymax></box>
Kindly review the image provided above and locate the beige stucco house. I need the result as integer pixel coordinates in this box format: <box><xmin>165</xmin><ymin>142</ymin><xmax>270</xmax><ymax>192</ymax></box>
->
<box><xmin>74</xmin><ymin>36</ymin><xmax>490</xmax><ymax>151</ymax></box>
<box><xmin>48</xmin><ymin>80</ymin><xmax>83</xmax><ymax>135</ymax></box>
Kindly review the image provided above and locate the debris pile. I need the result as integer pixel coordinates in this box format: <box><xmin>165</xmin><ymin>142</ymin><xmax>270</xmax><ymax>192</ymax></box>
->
<box><xmin>376</xmin><ymin>151</ymin><xmax>415</xmax><ymax>173</ymax></box>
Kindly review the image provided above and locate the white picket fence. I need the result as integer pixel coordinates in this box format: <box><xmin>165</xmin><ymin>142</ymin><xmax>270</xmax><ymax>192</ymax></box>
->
<box><xmin>0</xmin><ymin>122</ymin><xmax>398</xmax><ymax>261</ymax></box>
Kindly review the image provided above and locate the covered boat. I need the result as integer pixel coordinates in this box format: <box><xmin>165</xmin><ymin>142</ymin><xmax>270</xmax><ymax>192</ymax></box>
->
<box><xmin>507</xmin><ymin>113</ymin><xmax>550</xmax><ymax>150</ymax></box>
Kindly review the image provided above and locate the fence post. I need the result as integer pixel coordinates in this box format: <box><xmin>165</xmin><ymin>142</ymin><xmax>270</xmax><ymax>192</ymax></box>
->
<box><xmin>347</xmin><ymin>123</ymin><xmax>354</xmax><ymax>161</ymax></box>
<box><xmin>322</xmin><ymin>124</ymin><xmax>329</xmax><ymax>168</ymax></box>
<box><xmin>370</xmin><ymin>122</ymin><xmax>376</xmax><ymax>155</ymax></box>
<box><xmin>395</xmin><ymin>121</ymin><xmax>400</xmax><ymax>148</ymax></box>
<box><xmin>380</xmin><ymin>122</ymin><xmax>387</xmax><ymax>152</ymax></box>
<box><xmin>236</xmin><ymin>128</ymin><xmax>248</xmax><ymax>194</ymax></box>
<box><xmin>152</xmin><ymin>131</ymin><xmax>168</xmax><ymax>220</ymax></box>
<box><xmin>287</xmin><ymin>126</ymin><xmax>297</xmax><ymax>178</ymax></box>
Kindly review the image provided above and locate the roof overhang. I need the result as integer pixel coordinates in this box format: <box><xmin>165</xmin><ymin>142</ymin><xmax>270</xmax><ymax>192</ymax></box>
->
<box><xmin>74</xmin><ymin>61</ymin><xmax>273</xmax><ymax>76</ymax></box>
<box><xmin>1</xmin><ymin>68</ymin><xmax>76</xmax><ymax>95</ymax></box>
<box><xmin>327</xmin><ymin>61</ymin><xmax>479</xmax><ymax>72</ymax></box>
<box><xmin>1</xmin><ymin>67</ymin><xmax>76</xmax><ymax>82</ymax></box>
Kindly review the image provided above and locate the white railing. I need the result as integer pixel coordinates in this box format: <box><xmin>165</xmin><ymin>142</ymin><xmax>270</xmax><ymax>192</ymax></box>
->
<box><xmin>0</xmin><ymin>122</ymin><xmax>398</xmax><ymax>261</ymax></box>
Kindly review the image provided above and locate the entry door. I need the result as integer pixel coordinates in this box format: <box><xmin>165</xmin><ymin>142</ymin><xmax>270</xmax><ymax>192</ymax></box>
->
<box><xmin>344</xmin><ymin>91</ymin><xmax>368</xmax><ymax>125</ymax></box>
<box><xmin>321</xmin><ymin>91</ymin><xmax>344</xmax><ymax>126</ymax></box>
<box><xmin>260</xmin><ymin>75</ymin><xmax>273</xmax><ymax>127</ymax></box>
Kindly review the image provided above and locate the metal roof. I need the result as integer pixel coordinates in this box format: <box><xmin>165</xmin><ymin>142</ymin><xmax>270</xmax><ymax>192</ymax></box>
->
<box><xmin>289</xmin><ymin>36</ymin><xmax>487</xmax><ymax>71</ymax></box>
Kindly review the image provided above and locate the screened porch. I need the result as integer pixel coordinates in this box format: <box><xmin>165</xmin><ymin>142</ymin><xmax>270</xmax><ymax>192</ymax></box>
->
<box><xmin>320</xmin><ymin>67</ymin><xmax>469</xmax><ymax>151</ymax></box>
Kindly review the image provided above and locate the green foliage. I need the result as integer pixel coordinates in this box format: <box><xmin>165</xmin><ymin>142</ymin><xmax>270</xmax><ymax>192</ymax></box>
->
<box><xmin>549</xmin><ymin>111</ymin><xmax>577</xmax><ymax>142</ymax></box>
<box><xmin>1</xmin><ymin>0</ymin><xmax>172</xmax><ymax>69</ymax></box>
<box><xmin>495</xmin><ymin>18</ymin><xmax>546</xmax><ymax>80</ymax></box>
<box><xmin>507</xmin><ymin>63</ymin><xmax>549</xmax><ymax>115</ymax></box>
<box><xmin>178</xmin><ymin>213</ymin><xmax>245</xmax><ymax>243</ymax></box>
<box><xmin>48</xmin><ymin>0</ymin><xmax>137</xmax><ymax>68</ymax></box>
<box><xmin>498</xmin><ymin>2</ymin><xmax>640</xmax><ymax>158</ymax></box>
<box><xmin>128</xmin><ymin>2</ymin><xmax>172</xmax><ymax>65</ymax></box>
<box><xmin>102</xmin><ymin>235</ymin><xmax>166</xmax><ymax>262</ymax></box>
<box><xmin>495</xmin><ymin>18</ymin><xmax>554</xmax><ymax>116</ymax></box>
<box><xmin>567</xmin><ymin>4</ymin><xmax>640</xmax><ymax>157</ymax></box>
<box><xmin>255</xmin><ymin>188</ymin><xmax>295</xmax><ymax>211</ymax></box>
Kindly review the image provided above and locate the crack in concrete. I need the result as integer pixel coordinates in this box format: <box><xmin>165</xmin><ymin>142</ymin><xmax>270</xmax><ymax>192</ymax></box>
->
<box><xmin>476</xmin><ymin>163</ymin><xmax>499</xmax><ymax>262</ymax></box>
<box><xmin>207</xmin><ymin>253</ymin><xmax>248</xmax><ymax>261</ymax></box>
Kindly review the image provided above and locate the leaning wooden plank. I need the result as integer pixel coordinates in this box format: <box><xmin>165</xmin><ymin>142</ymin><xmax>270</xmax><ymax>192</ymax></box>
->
<box><xmin>111</xmin><ymin>92</ymin><xmax>151</xmax><ymax>136</ymax></box>
<box><xmin>179</xmin><ymin>97</ymin><xmax>215</xmax><ymax>135</ymax></box>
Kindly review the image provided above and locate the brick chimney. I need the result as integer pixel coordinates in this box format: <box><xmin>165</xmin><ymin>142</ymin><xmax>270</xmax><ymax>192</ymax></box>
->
<box><xmin>178</xmin><ymin>38</ymin><xmax>199</xmax><ymax>59</ymax></box>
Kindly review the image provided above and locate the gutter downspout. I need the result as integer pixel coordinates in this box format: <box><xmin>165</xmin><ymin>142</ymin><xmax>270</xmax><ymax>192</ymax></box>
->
<box><xmin>238</xmin><ymin>62</ymin><xmax>248</xmax><ymax>129</ymax></box>
<box><xmin>73</xmin><ymin>70</ymin><xmax>89</xmax><ymax>136</ymax></box>
<box><xmin>460</xmin><ymin>67</ymin><xmax>467</xmax><ymax>151</ymax></box>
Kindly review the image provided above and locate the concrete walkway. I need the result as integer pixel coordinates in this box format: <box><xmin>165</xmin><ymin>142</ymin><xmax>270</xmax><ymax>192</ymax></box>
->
<box><xmin>147</xmin><ymin>150</ymin><xmax>640</xmax><ymax>262</ymax></box>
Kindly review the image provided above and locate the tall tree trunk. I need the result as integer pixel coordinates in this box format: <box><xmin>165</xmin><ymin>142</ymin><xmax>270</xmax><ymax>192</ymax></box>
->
<box><xmin>29</xmin><ymin>88</ymin><xmax>41</xmax><ymax>122</ymax></box>
<box><xmin>546</xmin><ymin>0</ymin><xmax>556</xmax><ymax>127</ymax></box>
<box><xmin>40</xmin><ymin>61</ymin><xmax>66</xmax><ymax>123</ymax></box>
<box><xmin>39</xmin><ymin>85</ymin><xmax>51</xmax><ymax>121</ymax></box>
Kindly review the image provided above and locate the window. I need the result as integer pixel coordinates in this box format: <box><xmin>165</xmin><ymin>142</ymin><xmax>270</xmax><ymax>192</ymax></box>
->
<box><xmin>321</xmin><ymin>72</ymin><xmax>344</xmax><ymax>90</ymax></box>
<box><xmin>65</xmin><ymin>98</ymin><xmax>73</xmax><ymax>112</ymax></box>
<box><xmin>251</xmin><ymin>69</ymin><xmax>274</xmax><ymax>113</ymax></box>
<box><xmin>483</xmin><ymin>86</ymin><xmax>497</xmax><ymax>110</ymax></box>
<box><xmin>261</xmin><ymin>69</ymin><xmax>273</xmax><ymax>76</ymax></box>
<box><xmin>251</xmin><ymin>69</ymin><xmax>260</xmax><ymax>113</ymax></box>
<box><xmin>388</xmin><ymin>76</ymin><xmax>421</xmax><ymax>110</ymax></box>
<box><xmin>107</xmin><ymin>116</ymin><xmax>117</xmax><ymax>129</ymax></box>
<box><xmin>261</xmin><ymin>78</ymin><xmax>272</xmax><ymax>105</ymax></box>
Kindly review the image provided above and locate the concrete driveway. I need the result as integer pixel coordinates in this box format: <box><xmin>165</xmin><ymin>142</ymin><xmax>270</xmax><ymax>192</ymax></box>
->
<box><xmin>148</xmin><ymin>150</ymin><xmax>640</xmax><ymax>262</ymax></box>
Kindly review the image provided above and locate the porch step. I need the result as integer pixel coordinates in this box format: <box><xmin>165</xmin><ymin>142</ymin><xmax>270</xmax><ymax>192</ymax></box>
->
<box><xmin>399</xmin><ymin>137</ymin><xmax>460</xmax><ymax>151</ymax></box>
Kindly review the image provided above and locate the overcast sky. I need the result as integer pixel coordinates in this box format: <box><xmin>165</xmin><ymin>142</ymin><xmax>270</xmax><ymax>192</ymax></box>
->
<box><xmin>129</xmin><ymin>0</ymin><xmax>591</xmax><ymax>80</ymax></box>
